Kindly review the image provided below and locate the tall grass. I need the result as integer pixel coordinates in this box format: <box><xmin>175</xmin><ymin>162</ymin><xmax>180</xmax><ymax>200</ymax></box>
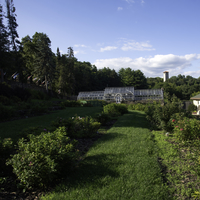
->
<box><xmin>42</xmin><ymin>111</ymin><xmax>169</xmax><ymax>200</ymax></box>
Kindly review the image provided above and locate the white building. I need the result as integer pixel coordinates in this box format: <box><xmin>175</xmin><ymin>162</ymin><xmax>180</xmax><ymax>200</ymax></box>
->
<box><xmin>77</xmin><ymin>87</ymin><xmax>163</xmax><ymax>103</ymax></box>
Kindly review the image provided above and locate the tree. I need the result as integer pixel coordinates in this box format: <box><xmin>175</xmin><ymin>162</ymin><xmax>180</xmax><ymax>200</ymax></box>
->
<box><xmin>32</xmin><ymin>32</ymin><xmax>55</xmax><ymax>92</ymax></box>
<box><xmin>21</xmin><ymin>35</ymin><xmax>35</xmax><ymax>79</ymax></box>
<box><xmin>5</xmin><ymin>0</ymin><xmax>19</xmax><ymax>52</ymax></box>
<box><xmin>118</xmin><ymin>68</ymin><xmax>147</xmax><ymax>89</ymax></box>
<box><xmin>0</xmin><ymin>3</ymin><xmax>9</xmax><ymax>82</ymax></box>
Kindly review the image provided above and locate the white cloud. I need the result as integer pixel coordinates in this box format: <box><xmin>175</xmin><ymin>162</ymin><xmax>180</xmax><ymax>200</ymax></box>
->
<box><xmin>125</xmin><ymin>0</ymin><xmax>135</xmax><ymax>4</ymax></box>
<box><xmin>117</xmin><ymin>7</ymin><xmax>123</xmax><ymax>11</ymax></box>
<box><xmin>74</xmin><ymin>50</ymin><xmax>86</xmax><ymax>55</ymax></box>
<box><xmin>93</xmin><ymin>54</ymin><xmax>200</xmax><ymax>78</ymax></box>
<box><xmin>74</xmin><ymin>51</ymin><xmax>79</xmax><ymax>55</ymax></box>
<box><xmin>121</xmin><ymin>40</ymin><xmax>155</xmax><ymax>51</ymax></box>
<box><xmin>141</xmin><ymin>0</ymin><xmax>145</xmax><ymax>5</ymax></box>
<box><xmin>100</xmin><ymin>46</ymin><xmax>118</xmax><ymax>52</ymax></box>
<box><xmin>74</xmin><ymin>44</ymin><xmax>87</xmax><ymax>48</ymax></box>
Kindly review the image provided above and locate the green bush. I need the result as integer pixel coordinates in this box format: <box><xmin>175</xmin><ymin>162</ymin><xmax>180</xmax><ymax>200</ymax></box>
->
<box><xmin>51</xmin><ymin>116</ymin><xmax>101</xmax><ymax>138</ymax></box>
<box><xmin>18</xmin><ymin>126</ymin><xmax>48</xmax><ymax>139</ymax></box>
<box><xmin>145</xmin><ymin>94</ymin><xmax>184</xmax><ymax>132</ymax></box>
<box><xmin>103</xmin><ymin>103</ymin><xmax>128</xmax><ymax>117</ymax></box>
<box><xmin>7</xmin><ymin>127</ymin><xmax>78</xmax><ymax>189</ymax></box>
<box><xmin>82</xmin><ymin>102</ymin><xmax>93</xmax><ymax>107</ymax></box>
<box><xmin>188</xmin><ymin>103</ymin><xmax>197</xmax><ymax>112</ymax></box>
<box><xmin>95</xmin><ymin>112</ymin><xmax>111</xmax><ymax>125</ymax></box>
<box><xmin>173</xmin><ymin>117</ymin><xmax>200</xmax><ymax>141</ymax></box>
<box><xmin>60</xmin><ymin>100</ymin><xmax>81</xmax><ymax>107</ymax></box>
<box><xmin>128</xmin><ymin>103</ymin><xmax>146</xmax><ymax>111</ymax></box>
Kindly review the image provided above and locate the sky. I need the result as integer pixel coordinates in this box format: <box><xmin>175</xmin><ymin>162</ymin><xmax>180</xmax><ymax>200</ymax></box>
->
<box><xmin>2</xmin><ymin>0</ymin><xmax>200</xmax><ymax>78</ymax></box>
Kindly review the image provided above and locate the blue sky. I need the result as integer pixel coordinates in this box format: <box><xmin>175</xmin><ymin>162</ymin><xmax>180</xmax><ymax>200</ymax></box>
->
<box><xmin>3</xmin><ymin>0</ymin><xmax>200</xmax><ymax>78</ymax></box>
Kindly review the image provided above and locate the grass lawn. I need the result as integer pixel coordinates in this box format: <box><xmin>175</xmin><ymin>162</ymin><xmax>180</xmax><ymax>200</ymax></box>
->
<box><xmin>0</xmin><ymin>107</ymin><xmax>102</xmax><ymax>141</ymax></box>
<box><xmin>42</xmin><ymin>110</ymin><xmax>169</xmax><ymax>200</ymax></box>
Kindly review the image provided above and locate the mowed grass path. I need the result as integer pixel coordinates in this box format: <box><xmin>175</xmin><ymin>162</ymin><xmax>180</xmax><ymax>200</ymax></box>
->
<box><xmin>42</xmin><ymin>111</ymin><xmax>169</xmax><ymax>200</ymax></box>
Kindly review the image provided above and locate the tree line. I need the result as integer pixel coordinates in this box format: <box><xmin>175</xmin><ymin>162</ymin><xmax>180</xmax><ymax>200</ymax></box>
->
<box><xmin>1</xmin><ymin>1</ymin><xmax>200</xmax><ymax>100</ymax></box>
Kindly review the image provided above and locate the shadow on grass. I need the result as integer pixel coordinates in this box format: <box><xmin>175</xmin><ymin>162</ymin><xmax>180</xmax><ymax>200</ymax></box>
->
<box><xmin>57</xmin><ymin>152</ymin><xmax>120</xmax><ymax>191</ymax></box>
<box><xmin>113</xmin><ymin>110</ymin><xmax>151</xmax><ymax>129</ymax></box>
<box><xmin>54</xmin><ymin>132</ymin><xmax>124</xmax><ymax>192</ymax></box>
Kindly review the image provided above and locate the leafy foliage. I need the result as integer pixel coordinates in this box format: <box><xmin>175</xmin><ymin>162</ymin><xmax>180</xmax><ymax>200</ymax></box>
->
<box><xmin>51</xmin><ymin>116</ymin><xmax>101</xmax><ymax>138</ymax></box>
<box><xmin>7</xmin><ymin>127</ymin><xmax>78</xmax><ymax>189</ymax></box>
<box><xmin>103</xmin><ymin>103</ymin><xmax>128</xmax><ymax>117</ymax></box>
<box><xmin>172</xmin><ymin>118</ymin><xmax>200</xmax><ymax>141</ymax></box>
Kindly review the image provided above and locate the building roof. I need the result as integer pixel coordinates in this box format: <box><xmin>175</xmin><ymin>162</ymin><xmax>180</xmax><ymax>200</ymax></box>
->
<box><xmin>190</xmin><ymin>94</ymin><xmax>200</xmax><ymax>100</ymax></box>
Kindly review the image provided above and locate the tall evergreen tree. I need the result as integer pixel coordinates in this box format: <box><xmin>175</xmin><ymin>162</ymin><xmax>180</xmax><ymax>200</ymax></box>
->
<box><xmin>32</xmin><ymin>32</ymin><xmax>54</xmax><ymax>92</ymax></box>
<box><xmin>5</xmin><ymin>0</ymin><xmax>19</xmax><ymax>52</ymax></box>
<box><xmin>0</xmin><ymin>3</ymin><xmax>9</xmax><ymax>82</ymax></box>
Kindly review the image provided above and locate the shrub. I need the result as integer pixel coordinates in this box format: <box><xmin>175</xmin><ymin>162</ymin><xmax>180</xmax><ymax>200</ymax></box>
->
<box><xmin>51</xmin><ymin>116</ymin><xmax>101</xmax><ymax>138</ymax></box>
<box><xmin>82</xmin><ymin>102</ymin><xmax>93</xmax><ymax>107</ymax></box>
<box><xmin>145</xmin><ymin>94</ymin><xmax>184</xmax><ymax>132</ymax></box>
<box><xmin>95</xmin><ymin>112</ymin><xmax>111</xmax><ymax>125</ymax></box>
<box><xmin>173</xmin><ymin>118</ymin><xmax>200</xmax><ymax>141</ymax></box>
<box><xmin>60</xmin><ymin>100</ymin><xmax>81</xmax><ymax>107</ymax></box>
<box><xmin>18</xmin><ymin>126</ymin><xmax>48</xmax><ymax>139</ymax></box>
<box><xmin>188</xmin><ymin>103</ymin><xmax>197</xmax><ymax>112</ymax></box>
<box><xmin>128</xmin><ymin>103</ymin><xmax>146</xmax><ymax>111</ymax></box>
<box><xmin>7</xmin><ymin>127</ymin><xmax>78</xmax><ymax>189</ymax></box>
<box><xmin>103</xmin><ymin>103</ymin><xmax>128</xmax><ymax>117</ymax></box>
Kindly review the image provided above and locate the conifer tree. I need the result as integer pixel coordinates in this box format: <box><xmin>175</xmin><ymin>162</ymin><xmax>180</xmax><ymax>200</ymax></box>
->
<box><xmin>32</xmin><ymin>32</ymin><xmax>54</xmax><ymax>92</ymax></box>
<box><xmin>5</xmin><ymin>0</ymin><xmax>19</xmax><ymax>52</ymax></box>
<box><xmin>0</xmin><ymin>3</ymin><xmax>9</xmax><ymax>82</ymax></box>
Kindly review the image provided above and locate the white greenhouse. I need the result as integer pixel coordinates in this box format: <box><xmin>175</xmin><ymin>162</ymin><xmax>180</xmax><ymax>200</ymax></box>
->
<box><xmin>77</xmin><ymin>87</ymin><xmax>163</xmax><ymax>103</ymax></box>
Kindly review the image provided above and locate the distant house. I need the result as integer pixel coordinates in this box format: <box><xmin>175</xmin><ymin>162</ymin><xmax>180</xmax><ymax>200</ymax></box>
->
<box><xmin>190</xmin><ymin>94</ymin><xmax>200</xmax><ymax>114</ymax></box>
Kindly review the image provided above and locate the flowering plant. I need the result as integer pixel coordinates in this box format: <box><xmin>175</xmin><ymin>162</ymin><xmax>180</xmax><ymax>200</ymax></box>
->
<box><xmin>173</xmin><ymin>117</ymin><xmax>200</xmax><ymax>141</ymax></box>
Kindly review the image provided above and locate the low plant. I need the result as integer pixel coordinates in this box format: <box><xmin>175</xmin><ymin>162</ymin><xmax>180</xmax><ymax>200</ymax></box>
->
<box><xmin>128</xmin><ymin>103</ymin><xmax>146</xmax><ymax>111</ymax></box>
<box><xmin>173</xmin><ymin>117</ymin><xmax>200</xmax><ymax>141</ymax></box>
<box><xmin>6</xmin><ymin>127</ymin><xmax>78</xmax><ymax>189</ymax></box>
<box><xmin>18</xmin><ymin>126</ymin><xmax>49</xmax><ymax>139</ymax></box>
<box><xmin>51</xmin><ymin>116</ymin><xmax>101</xmax><ymax>138</ymax></box>
<box><xmin>95</xmin><ymin>112</ymin><xmax>111</xmax><ymax>125</ymax></box>
<box><xmin>60</xmin><ymin>100</ymin><xmax>81</xmax><ymax>107</ymax></box>
<box><xmin>187</xmin><ymin>103</ymin><xmax>197</xmax><ymax>113</ymax></box>
<box><xmin>145</xmin><ymin>94</ymin><xmax>184</xmax><ymax>132</ymax></box>
<box><xmin>103</xmin><ymin>103</ymin><xmax>128</xmax><ymax>117</ymax></box>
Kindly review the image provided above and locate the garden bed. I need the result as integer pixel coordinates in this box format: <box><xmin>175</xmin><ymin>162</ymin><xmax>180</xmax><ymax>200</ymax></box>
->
<box><xmin>0</xmin><ymin>120</ymin><xmax>117</xmax><ymax>200</ymax></box>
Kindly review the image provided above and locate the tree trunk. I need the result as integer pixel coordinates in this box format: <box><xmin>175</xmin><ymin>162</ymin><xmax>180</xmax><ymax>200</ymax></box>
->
<box><xmin>45</xmin><ymin>75</ymin><xmax>48</xmax><ymax>93</ymax></box>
